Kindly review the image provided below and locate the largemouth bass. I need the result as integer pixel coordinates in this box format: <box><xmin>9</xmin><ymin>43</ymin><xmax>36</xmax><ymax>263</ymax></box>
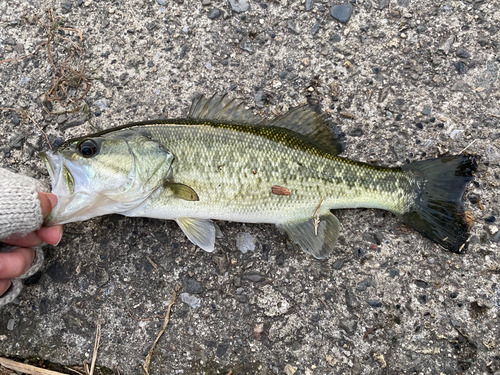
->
<box><xmin>40</xmin><ymin>95</ymin><xmax>477</xmax><ymax>258</ymax></box>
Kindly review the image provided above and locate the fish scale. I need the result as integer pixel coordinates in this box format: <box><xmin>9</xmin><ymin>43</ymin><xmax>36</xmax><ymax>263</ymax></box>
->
<box><xmin>135</xmin><ymin>122</ymin><xmax>411</xmax><ymax>223</ymax></box>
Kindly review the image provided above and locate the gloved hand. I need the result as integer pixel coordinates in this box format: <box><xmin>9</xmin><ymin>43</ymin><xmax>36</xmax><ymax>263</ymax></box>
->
<box><xmin>0</xmin><ymin>168</ymin><xmax>63</xmax><ymax>307</ymax></box>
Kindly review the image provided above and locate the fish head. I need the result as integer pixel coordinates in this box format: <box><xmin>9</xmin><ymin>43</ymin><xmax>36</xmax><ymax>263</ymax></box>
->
<box><xmin>40</xmin><ymin>130</ymin><xmax>174</xmax><ymax>225</ymax></box>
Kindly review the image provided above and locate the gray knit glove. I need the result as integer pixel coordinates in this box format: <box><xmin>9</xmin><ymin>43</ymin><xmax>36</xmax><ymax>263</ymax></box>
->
<box><xmin>0</xmin><ymin>168</ymin><xmax>48</xmax><ymax>308</ymax></box>
<box><xmin>0</xmin><ymin>168</ymin><xmax>48</xmax><ymax>239</ymax></box>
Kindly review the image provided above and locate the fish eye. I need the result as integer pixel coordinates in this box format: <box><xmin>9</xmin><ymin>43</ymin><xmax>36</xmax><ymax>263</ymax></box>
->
<box><xmin>78</xmin><ymin>140</ymin><xmax>99</xmax><ymax>158</ymax></box>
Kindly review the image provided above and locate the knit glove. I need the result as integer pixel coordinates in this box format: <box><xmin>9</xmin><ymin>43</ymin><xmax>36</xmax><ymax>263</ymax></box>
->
<box><xmin>0</xmin><ymin>168</ymin><xmax>48</xmax><ymax>308</ymax></box>
<box><xmin>0</xmin><ymin>168</ymin><xmax>48</xmax><ymax>240</ymax></box>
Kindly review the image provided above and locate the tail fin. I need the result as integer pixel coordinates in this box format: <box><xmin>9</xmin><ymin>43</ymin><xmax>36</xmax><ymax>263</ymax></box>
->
<box><xmin>400</xmin><ymin>154</ymin><xmax>477</xmax><ymax>253</ymax></box>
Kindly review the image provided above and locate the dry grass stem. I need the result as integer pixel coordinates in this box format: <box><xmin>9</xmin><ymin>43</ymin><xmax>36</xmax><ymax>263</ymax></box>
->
<box><xmin>312</xmin><ymin>196</ymin><xmax>325</xmax><ymax>236</ymax></box>
<box><xmin>127</xmin><ymin>308</ymin><xmax>165</xmax><ymax>322</ymax></box>
<box><xmin>1</xmin><ymin>9</ymin><xmax>92</xmax><ymax>115</ymax></box>
<box><xmin>460</xmin><ymin>139</ymin><xmax>477</xmax><ymax>154</ymax></box>
<box><xmin>142</xmin><ymin>291</ymin><xmax>177</xmax><ymax>375</ymax></box>
<box><xmin>0</xmin><ymin>43</ymin><xmax>46</xmax><ymax>65</ymax></box>
<box><xmin>85</xmin><ymin>315</ymin><xmax>103</xmax><ymax>375</ymax></box>
<box><xmin>0</xmin><ymin>357</ymin><xmax>65</xmax><ymax>375</ymax></box>
<box><xmin>25</xmin><ymin>113</ymin><xmax>53</xmax><ymax>150</ymax></box>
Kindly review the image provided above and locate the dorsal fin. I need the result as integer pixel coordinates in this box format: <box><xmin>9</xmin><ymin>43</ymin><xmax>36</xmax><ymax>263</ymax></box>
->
<box><xmin>188</xmin><ymin>94</ymin><xmax>262</xmax><ymax>124</ymax></box>
<box><xmin>188</xmin><ymin>94</ymin><xmax>344</xmax><ymax>156</ymax></box>
<box><xmin>266</xmin><ymin>106</ymin><xmax>344</xmax><ymax>156</ymax></box>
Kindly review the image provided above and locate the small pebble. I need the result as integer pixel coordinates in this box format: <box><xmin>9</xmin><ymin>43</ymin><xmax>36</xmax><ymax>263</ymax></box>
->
<box><xmin>421</xmin><ymin>105</ymin><xmax>431</xmax><ymax>116</ymax></box>
<box><xmin>456</xmin><ymin>48</ymin><xmax>470</xmax><ymax>59</ymax></box>
<box><xmin>311</xmin><ymin>23</ymin><xmax>320</xmax><ymax>35</ymax></box>
<box><xmin>180</xmin><ymin>293</ymin><xmax>201</xmax><ymax>308</ymax></box>
<box><xmin>184</xmin><ymin>277</ymin><xmax>203</xmax><ymax>294</ymax></box>
<box><xmin>330</xmin><ymin>4</ymin><xmax>353</xmax><ymax>24</ymax></box>
<box><xmin>61</xmin><ymin>2</ymin><xmax>73</xmax><ymax>13</ymax></box>
<box><xmin>485</xmin><ymin>216</ymin><xmax>496</xmax><ymax>224</ymax></box>
<box><xmin>255</xmin><ymin>90</ymin><xmax>268</xmax><ymax>108</ymax></box>
<box><xmin>357</xmin><ymin>278</ymin><xmax>374</xmax><ymax>291</ymax></box>
<box><xmin>330</xmin><ymin>34</ymin><xmax>341</xmax><ymax>43</ymax></box>
<box><xmin>7</xmin><ymin>319</ymin><xmax>15</xmax><ymax>331</ymax></box>
<box><xmin>9</xmin><ymin>133</ymin><xmax>25</xmax><ymax>149</ymax></box>
<box><xmin>228</xmin><ymin>0</ymin><xmax>249</xmax><ymax>13</ymax></box>
<box><xmin>236</xmin><ymin>232</ymin><xmax>255</xmax><ymax>254</ymax></box>
<box><xmin>455</xmin><ymin>61</ymin><xmax>467</xmax><ymax>74</ymax></box>
<box><xmin>207</xmin><ymin>9</ymin><xmax>220</xmax><ymax>19</ymax></box>
<box><xmin>11</xmin><ymin>113</ymin><xmax>20</xmax><ymax>125</ymax></box>
<box><xmin>367</xmin><ymin>300</ymin><xmax>382</xmax><ymax>308</ymax></box>
<box><xmin>94</xmin><ymin>98</ymin><xmax>109</xmax><ymax>110</ymax></box>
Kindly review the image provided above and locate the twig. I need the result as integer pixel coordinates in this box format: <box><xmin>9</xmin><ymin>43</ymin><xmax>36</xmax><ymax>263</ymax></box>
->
<box><xmin>25</xmin><ymin>113</ymin><xmax>53</xmax><ymax>150</ymax></box>
<box><xmin>0</xmin><ymin>43</ymin><xmax>46</xmax><ymax>65</ymax></box>
<box><xmin>460</xmin><ymin>139</ymin><xmax>477</xmax><ymax>154</ymax></box>
<box><xmin>127</xmin><ymin>308</ymin><xmax>165</xmax><ymax>322</ymax></box>
<box><xmin>312</xmin><ymin>196</ymin><xmax>325</xmax><ymax>236</ymax></box>
<box><xmin>89</xmin><ymin>315</ymin><xmax>102</xmax><ymax>375</ymax></box>
<box><xmin>0</xmin><ymin>357</ymin><xmax>65</xmax><ymax>375</ymax></box>
<box><xmin>65</xmin><ymin>366</ymin><xmax>86</xmax><ymax>375</ymax></box>
<box><xmin>317</xmin><ymin>296</ymin><xmax>328</xmax><ymax>310</ymax></box>
<box><xmin>363</xmin><ymin>326</ymin><xmax>378</xmax><ymax>339</ymax></box>
<box><xmin>146</xmin><ymin>256</ymin><xmax>158</xmax><ymax>270</ymax></box>
<box><xmin>142</xmin><ymin>290</ymin><xmax>177</xmax><ymax>375</ymax></box>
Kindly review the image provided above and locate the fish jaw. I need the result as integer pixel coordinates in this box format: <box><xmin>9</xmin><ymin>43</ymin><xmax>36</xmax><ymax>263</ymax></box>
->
<box><xmin>39</xmin><ymin>150</ymin><xmax>94</xmax><ymax>225</ymax></box>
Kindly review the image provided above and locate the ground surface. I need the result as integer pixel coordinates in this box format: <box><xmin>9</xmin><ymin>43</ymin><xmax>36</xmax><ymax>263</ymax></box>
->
<box><xmin>1</xmin><ymin>0</ymin><xmax>499</xmax><ymax>374</ymax></box>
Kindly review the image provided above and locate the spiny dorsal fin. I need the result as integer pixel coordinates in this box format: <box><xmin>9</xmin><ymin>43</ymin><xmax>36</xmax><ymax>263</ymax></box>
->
<box><xmin>188</xmin><ymin>94</ymin><xmax>343</xmax><ymax>155</ymax></box>
<box><xmin>188</xmin><ymin>94</ymin><xmax>262</xmax><ymax>124</ymax></box>
<box><xmin>267</xmin><ymin>106</ymin><xmax>343</xmax><ymax>156</ymax></box>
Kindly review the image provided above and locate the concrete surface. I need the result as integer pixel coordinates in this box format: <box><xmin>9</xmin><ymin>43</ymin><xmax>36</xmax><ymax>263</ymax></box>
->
<box><xmin>1</xmin><ymin>0</ymin><xmax>499</xmax><ymax>374</ymax></box>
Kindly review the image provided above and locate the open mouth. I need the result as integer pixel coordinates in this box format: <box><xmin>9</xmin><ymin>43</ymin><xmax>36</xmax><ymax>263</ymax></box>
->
<box><xmin>39</xmin><ymin>151</ymin><xmax>75</xmax><ymax>195</ymax></box>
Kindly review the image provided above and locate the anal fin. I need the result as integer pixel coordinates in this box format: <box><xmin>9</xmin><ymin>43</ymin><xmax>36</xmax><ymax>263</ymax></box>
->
<box><xmin>277</xmin><ymin>212</ymin><xmax>341</xmax><ymax>259</ymax></box>
<box><xmin>176</xmin><ymin>217</ymin><xmax>216</xmax><ymax>252</ymax></box>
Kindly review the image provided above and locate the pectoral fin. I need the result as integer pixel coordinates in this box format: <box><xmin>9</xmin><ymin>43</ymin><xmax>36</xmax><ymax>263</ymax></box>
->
<box><xmin>165</xmin><ymin>182</ymin><xmax>199</xmax><ymax>201</ymax></box>
<box><xmin>176</xmin><ymin>217</ymin><xmax>216</xmax><ymax>252</ymax></box>
<box><xmin>277</xmin><ymin>212</ymin><xmax>341</xmax><ymax>259</ymax></box>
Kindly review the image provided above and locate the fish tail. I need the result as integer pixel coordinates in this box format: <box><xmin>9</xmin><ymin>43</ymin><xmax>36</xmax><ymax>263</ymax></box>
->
<box><xmin>399</xmin><ymin>154</ymin><xmax>478</xmax><ymax>253</ymax></box>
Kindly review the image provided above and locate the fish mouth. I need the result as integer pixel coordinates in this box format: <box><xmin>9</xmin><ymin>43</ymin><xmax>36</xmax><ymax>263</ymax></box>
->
<box><xmin>39</xmin><ymin>151</ymin><xmax>75</xmax><ymax>196</ymax></box>
<box><xmin>39</xmin><ymin>151</ymin><xmax>82</xmax><ymax>225</ymax></box>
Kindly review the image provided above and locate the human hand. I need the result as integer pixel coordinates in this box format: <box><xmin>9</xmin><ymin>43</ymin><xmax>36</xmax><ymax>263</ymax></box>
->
<box><xmin>0</xmin><ymin>192</ymin><xmax>63</xmax><ymax>297</ymax></box>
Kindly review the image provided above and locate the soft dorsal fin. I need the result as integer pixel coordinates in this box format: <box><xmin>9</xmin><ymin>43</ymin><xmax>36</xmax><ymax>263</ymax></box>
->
<box><xmin>188</xmin><ymin>94</ymin><xmax>262</xmax><ymax>124</ymax></box>
<box><xmin>267</xmin><ymin>106</ymin><xmax>344</xmax><ymax>156</ymax></box>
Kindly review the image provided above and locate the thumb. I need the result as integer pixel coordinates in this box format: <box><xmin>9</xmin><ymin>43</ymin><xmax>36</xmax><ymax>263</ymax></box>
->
<box><xmin>38</xmin><ymin>192</ymin><xmax>58</xmax><ymax>218</ymax></box>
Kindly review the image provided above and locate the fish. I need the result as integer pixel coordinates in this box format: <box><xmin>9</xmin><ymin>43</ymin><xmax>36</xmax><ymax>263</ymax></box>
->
<box><xmin>39</xmin><ymin>94</ymin><xmax>478</xmax><ymax>259</ymax></box>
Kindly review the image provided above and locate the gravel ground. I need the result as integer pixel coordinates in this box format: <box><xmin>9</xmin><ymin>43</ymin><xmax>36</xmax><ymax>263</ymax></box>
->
<box><xmin>1</xmin><ymin>0</ymin><xmax>499</xmax><ymax>374</ymax></box>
